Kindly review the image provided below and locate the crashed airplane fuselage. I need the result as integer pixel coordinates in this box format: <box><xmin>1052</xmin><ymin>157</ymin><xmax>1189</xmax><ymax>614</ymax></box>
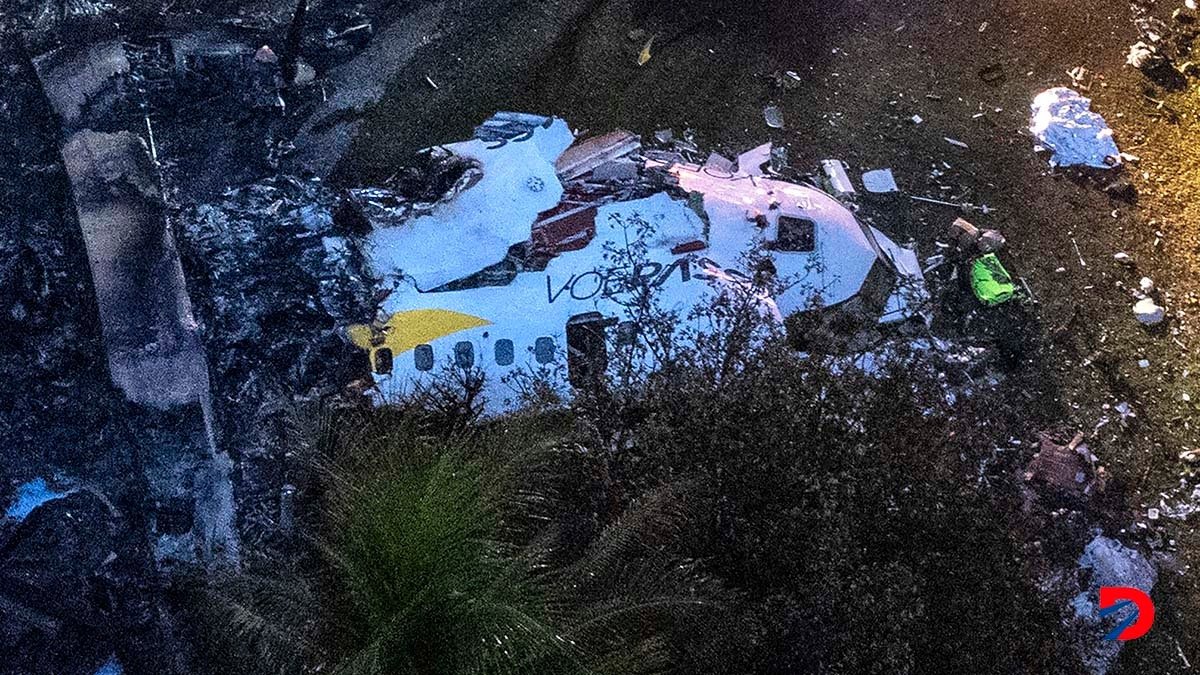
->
<box><xmin>350</xmin><ymin>114</ymin><xmax>927</xmax><ymax>413</ymax></box>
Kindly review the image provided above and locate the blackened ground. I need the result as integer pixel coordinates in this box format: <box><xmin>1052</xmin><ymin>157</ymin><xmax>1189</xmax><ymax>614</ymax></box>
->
<box><xmin>0</xmin><ymin>39</ymin><xmax>194</xmax><ymax>675</ymax></box>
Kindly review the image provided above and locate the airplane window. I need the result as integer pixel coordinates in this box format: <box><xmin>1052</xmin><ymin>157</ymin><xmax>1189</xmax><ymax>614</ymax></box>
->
<box><xmin>373</xmin><ymin>347</ymin><xmax>394</xmax><ymax>375</ymax></box>
<box><xmin>495</xmin><ymin>339</ymin><xmax>514</xmax><ymax>366</ymax></box>
<box><xmin>776</xmin><ymin>216</ymin><xmax>816</xmax><ymax>252</ymax></box>
<box><xmin>414</xmin><ymin>344</ymin><xmax>434</xmax><ymax>371</ymax></box>
<box><xmin>454</xmin><ymin>341</ymin><xmax>475</xmax><ymax>368</ymax></box>
<box><xmin>534</xmin><ymin>337</ymin><xmax>555</xmax><ymax>364</ymax></box>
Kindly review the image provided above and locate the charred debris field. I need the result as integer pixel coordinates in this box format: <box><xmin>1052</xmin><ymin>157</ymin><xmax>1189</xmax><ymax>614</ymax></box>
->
<box><xmin>1</xmin><ymin>0</ymin><xmax>1199</xmax><ymax>673</ymax></box>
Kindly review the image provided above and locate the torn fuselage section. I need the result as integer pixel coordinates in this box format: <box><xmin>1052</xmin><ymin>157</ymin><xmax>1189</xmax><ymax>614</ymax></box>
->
<box><xmin>346</xmin><ymin>113</ymin><xmax>930</xmax><ymax>414</ymax></box>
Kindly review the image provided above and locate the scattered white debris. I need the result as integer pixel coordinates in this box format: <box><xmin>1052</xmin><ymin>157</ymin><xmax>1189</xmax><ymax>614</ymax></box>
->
<box><xmin>911</xmin><ymin>114</ymin><xmax>924</xmax><ymax>124</ymax></box>
<box><xmin>1029</xmin><ymin>87</ymin><xmax>1121</xmax><ymax>169</ymax></box>
<box><xmin>1134</xmin><ymin>297</ymin><xmax>1166</xmax><ymax>326</ymax></box>
<box><xmin>1138</xmin><ymin>276</ymin><xmax>1155</xmax><ymax>294</ymax></box>
<box><xmin>944</xmin><ymin>137</ymin><xmax>969</xmax><ymax>149</ymax></box>
<box><xmin>861</xmin><ymin>168</ymin><xmax>899</xmax><ymax>193</ymax></box>
<box><xmin>1113</xmin><ymin>251</ymin><xmax>1134</xmax><ymax>265</ymax></box>
<box><xmin>1138</xmin><ymin>359</ymin><xmax>1151</xmax><ymax>369</ymax></box>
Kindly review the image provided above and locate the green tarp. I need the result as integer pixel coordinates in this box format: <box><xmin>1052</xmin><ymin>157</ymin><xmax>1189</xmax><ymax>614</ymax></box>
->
<box><xmin>971</xmin><ymin>253</ymin><xmax>1016</xmax><ymax>306</ymax></box>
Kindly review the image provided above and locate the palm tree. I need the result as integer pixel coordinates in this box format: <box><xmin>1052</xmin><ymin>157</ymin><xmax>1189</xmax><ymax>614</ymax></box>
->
<box><xmin>202</xmin><ymin>410</ymin><xmax>733</xmax><ymax>675</ymax></box>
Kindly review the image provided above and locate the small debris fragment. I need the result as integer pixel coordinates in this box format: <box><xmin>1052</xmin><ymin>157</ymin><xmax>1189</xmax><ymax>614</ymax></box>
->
<box><xmin>978</xmin><ymin>63</ymin><xmax>1006</xmax><ymax>84</ymax></box>
<box><xmin>704</xmin><ymin>152</ymin><xmax>736</xmax><ymax>175</ymax></box>
<box><xmin>1139</xmin><ymin>276</ymin><xmax>1155</xmax><ymax>294</ymax></box>
<box><xmin>764</xmin><ymin>105</ymin><xmax>785</xmax><ymax>129</ymax></box>
<box><xmin>254</xmin><ymin>45</ymin><xmax>278</xmax><ymax>64</ymax></box>
<box><xmin>978</xmin><ymin>229</ymin><xmax>1006</xmax><ymax>253</ymax></box>
<box><xmin>971</xmin><ymin>253</ymin><xmax>1016</xmax><ymax>306</ymax></box>
<box><xmin>638</xmin><ymin>34</ymin><xmax>656</xmax><ymax>66</ymax></box>
<box><xmin>1134</xmin><ymin>297</ymin><xmax>1166</xmax><ymax>325</ymax></box>
<box><xmin>944</xmin><ymin>137</ymin><xmax>969</xmax><ymax>149</ymax></box>
<box><xmin>1126</xmin><ymin>41</ymin><xmax>1159</xmax><ymax>70</ymax></box>
<box><xmin>820</xmin><ymin>159</ymin><xmax>855</xmax><ymax>196</ymax></box>
<box><xmin>861</xmin><ymin>168</ymin><xmax>898</xmax><ymax>193</ymax></box>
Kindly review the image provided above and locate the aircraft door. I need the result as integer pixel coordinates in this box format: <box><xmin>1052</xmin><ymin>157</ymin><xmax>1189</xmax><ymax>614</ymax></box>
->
<box><xmin>566</xmin><ymin>311</ymin><xmax>616</xmax><ymax>389</ymax></box>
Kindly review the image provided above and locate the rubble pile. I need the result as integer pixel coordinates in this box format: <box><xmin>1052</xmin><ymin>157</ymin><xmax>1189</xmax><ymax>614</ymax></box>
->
<box><xmin>181</xmin><ymin>175</ymin><xmax>375</xmax><ymax>547</ymax></box>
<box><xmin>1127</xmin><ymin>0</ymin><xmax>1200</xmax><ymax>87</ymax></box>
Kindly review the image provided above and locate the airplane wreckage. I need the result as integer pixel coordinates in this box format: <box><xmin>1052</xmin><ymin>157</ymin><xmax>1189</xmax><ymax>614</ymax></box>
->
<box><xmin>348</xmin><ymin>113</ymin><xmax>929</xmax><ymax>413</ymax></box>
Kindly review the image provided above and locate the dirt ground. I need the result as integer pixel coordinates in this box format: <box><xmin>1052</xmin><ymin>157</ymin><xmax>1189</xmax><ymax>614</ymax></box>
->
<box><xmin>333</xmin><ymin>0</ymin><xmax>1198</xmax><ymax>670</ymax></box>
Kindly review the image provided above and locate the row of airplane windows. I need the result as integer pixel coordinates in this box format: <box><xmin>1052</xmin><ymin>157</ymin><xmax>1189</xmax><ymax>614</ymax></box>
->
<box><xmin>419</xmin><ymin>337</ymin><xmax>559</xmax><ymax>371</ymax></box>
<box><xmin>369</xmin><ymin>318</ymin><xmax>640</xmax><ymax>375</ymax></box>
<box><xmin>373</xmin><ymin>337</ymin><xmax>558</xmax><ymax>374</ymax></box>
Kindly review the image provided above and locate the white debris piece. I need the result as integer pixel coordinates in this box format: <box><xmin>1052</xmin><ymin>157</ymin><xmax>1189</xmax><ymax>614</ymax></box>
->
<box><xmin>704</xmin><ymin>152</ymin><xmax>736</xmax><ymax>175</ymax></box>
<box><xmin>861</xmin><ymin>168</ymin><xmax>899</xmax><ymax>193</ymax></box>
<box><xmin>820</xmin><ymin>159</ymin><xmax>856</xmax><ymax>195</ymax></box>
<box><xmin>736</xmin><ymin>143</ymin><xmax>772</xmax><ymax>176</ymax></box>
<box><xmin>1138</xmin><ymin>276</ymin><xmax>1155</xmax><ymax>294</ymax></box>
<box><xmin>367</xmin><ymin>117</ymin><xmax>574</xmax><ymax>290</ymax></box>
<box><xmin>1134</xmin><ymin>297</ymin><xmax>1165</xmax><ymax>325</ymax></box>
<box><xmin>1126</xmin><ymin>42</ymin><xmax>1157</xmax><ymax>70</ymax></box>
<box><xmin>1030</xmin><ymin>87</ymin><xmax>1121</xmax><ymax>169</ymax></box>
<box><xmin>763</xmin><ymin>105</ymin><xmax>785</xmax><ymax>129</ymax></box>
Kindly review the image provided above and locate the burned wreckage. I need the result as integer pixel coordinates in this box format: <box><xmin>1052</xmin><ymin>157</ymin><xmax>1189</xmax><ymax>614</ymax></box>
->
<box><xmin>347</xmin><ymin>113</ymin><xmax>929</xmax><ymax>413</ymax></box>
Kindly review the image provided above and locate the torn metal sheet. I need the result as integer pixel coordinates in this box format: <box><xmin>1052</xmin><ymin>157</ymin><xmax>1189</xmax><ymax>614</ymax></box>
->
<box><xmin>366</xmin><ymin>116</ymin><xmax>573</xmax><ymax>290</ymax></box>
<box><xmin>556</xmin><ymin>130</ymin><xmax>641</xmax><ymax>180</ymax></box>
<box><xmin>33</xmin><ymin>40</ymin><xmax>130</xmax><ymax>129</ymax></box>
<box><xmin>820</xmin><ymin>159</ymin><xmax>856</xmax><ymax>196</ymax></box>
<box><xmin>62</xmin><ymin>130</ymin><xmax>210</xmax><ymax>409</ymax></box>
<box><xmin>1030</xmin><ymin>87</ymin><xmax>1121</xmax><ymax>169</ymax></box>
<box><xmin>862</xmin><ymin>168</ymin><xmax>899</xmax><ymax>193</ymax></box>
<box><xmin>355</xmin><ymin>114</ymin><xmax>928</xmax><ymax>414</ymax></box>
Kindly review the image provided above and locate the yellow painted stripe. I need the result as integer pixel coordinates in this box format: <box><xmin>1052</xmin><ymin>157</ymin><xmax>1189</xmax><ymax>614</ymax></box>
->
<box><xmin>349</xmin><ymin>309</ymin><xmax>492</xmax><ymax>362</ymax></box>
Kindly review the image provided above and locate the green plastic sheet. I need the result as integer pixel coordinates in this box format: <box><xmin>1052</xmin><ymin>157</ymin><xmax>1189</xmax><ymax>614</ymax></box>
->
<box><xmin>971</xmin><ymin>253</ymin><xmax>1016</xmax><ymax>306</ymax></box>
